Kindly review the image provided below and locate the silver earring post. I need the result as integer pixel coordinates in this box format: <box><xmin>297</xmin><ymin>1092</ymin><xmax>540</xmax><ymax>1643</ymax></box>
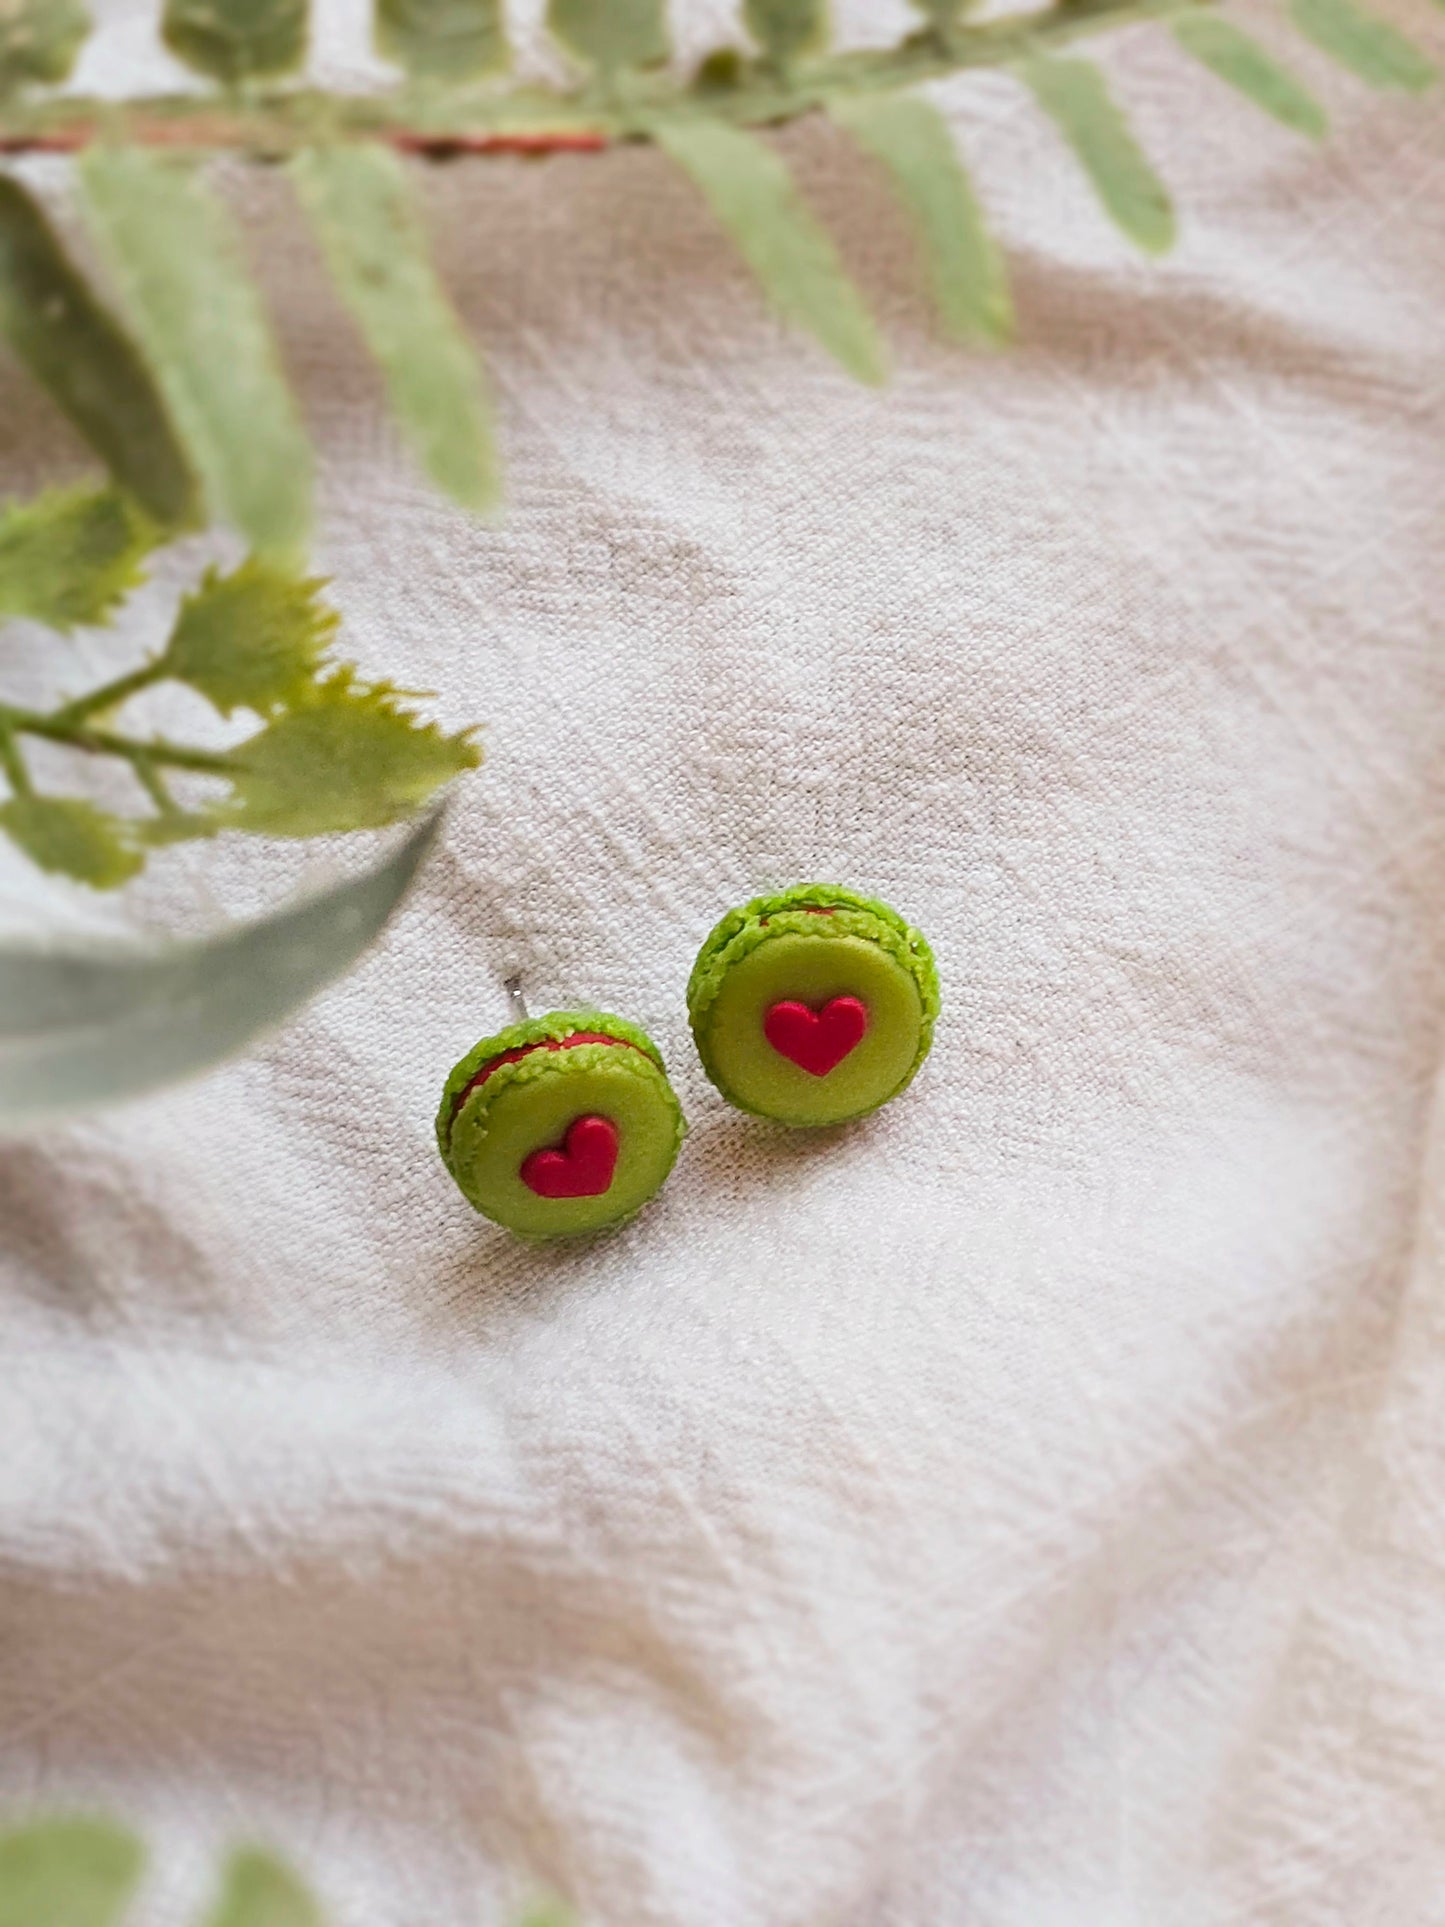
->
<box><xmin>504</xmin><ymin>976</ymin><xmax>531</xmax><ymax>1025</ymax></box>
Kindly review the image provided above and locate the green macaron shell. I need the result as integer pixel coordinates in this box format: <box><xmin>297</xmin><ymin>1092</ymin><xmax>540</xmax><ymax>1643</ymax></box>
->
<box><xmin>688</xmin><ymin>885</ymin><xmax>939</xmax><ymax>1126</ymax></box>
<box><xmin>438</xmin><ymin>1012</ymin><xmax>685</xmax><ymax>1239</ymax></box>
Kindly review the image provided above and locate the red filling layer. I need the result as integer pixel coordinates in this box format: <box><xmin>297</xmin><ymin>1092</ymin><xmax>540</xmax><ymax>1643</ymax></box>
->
<box><xmin>450</xmin><ymin>1031</ymin><xmax>645</xmax><ymax>1133</ymax></box>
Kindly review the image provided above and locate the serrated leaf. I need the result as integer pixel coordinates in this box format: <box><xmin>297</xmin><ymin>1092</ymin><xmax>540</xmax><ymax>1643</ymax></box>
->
<box><xmin>0</xmin><ymin>486</ymin><xmax>158</xmax><ymax>631</ymax></box>
<box><xmin>0</xmin><ymin>1819</ymin><xmax>144</xmax><ymax>1927</ymax></box>
<box><xmin>162</xmin><ymin>0</ymin><xmax>308</xmax><ymax>83</ymax></box>
<box><xmin>546</xmin><ymin>0</ymin><xmax>668</xmax><ymax>73</ymax></box>
<box><xmin>0</xmin><ymin>805</ymin><xmax>443</xmax><ymax>1121</ymax></box>
<box><xmin>831</xmin><ymin>92</ymin><xmax>1011</xmax><ymax>346</ymax></box>
<box><xmin>163</xmin><ymin>559</ymin><xmax>339</xmax><ymax>717</ymax></box>
<box><xmin>0</xmin><ymin>179</ymin><xmax>196</xmax><ymax>528</ymax></box>
<box><xmin>1174</xmin><ymin>17</ymin><xmax>1328</xmax><ymax>136</ymax></box>
<box><xmin>79</xmin><ymin>147</ymin><xmax>313</xmax><ymax>559</ymax></box>
<box><xmin>375</xmin><ymin>0</ymin><xmax>507</xmax><ymax>79</ymax></box>
<box><xmin>1020</xmin><ymin>55</ymin><xmax>1175</xmax><ymax>255</ymax></box>
<box><xmin>1289</xmin><ymin>0</ymin><xmax>1434</xmax><ymax>89</ymax></box>
<box><xmin>656</xmin><ymin>119</ymin><xmax>886</xmax><ymax>384</ymax></box>
<box><xmin>292</xmin><ymin>146</ymin><xmax>498</xmax><ymax>512</ymax></box>
<box><xmin>0</xmin><ymin>795</ymin><xmax>143</xmax><ymax>889</ymax></box>
<box><xmin>202</xmin><ymin>1851</ymin><xmax>320</xmax><ymax>1927</ymax></box>
<box><xmin>225</xmin><ymin>671</ymin><xmax>479</xmax><ymax>837</ymax></box>
<box><xmin>744</xmin><ymin>0</ymin><xmax>826</xmax><ymax>65</ymax></box>
<box><xmin>0</xmin><ymin>0</ymin><xmax>90</xmax><ymax>94</ymax></box>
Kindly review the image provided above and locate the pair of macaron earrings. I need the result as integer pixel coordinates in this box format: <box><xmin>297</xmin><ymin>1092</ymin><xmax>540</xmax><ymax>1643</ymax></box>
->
<box><xmin>436</xmin><ymin>883</ymin><xmax>940</xmax><ymax>1240</ymax></box>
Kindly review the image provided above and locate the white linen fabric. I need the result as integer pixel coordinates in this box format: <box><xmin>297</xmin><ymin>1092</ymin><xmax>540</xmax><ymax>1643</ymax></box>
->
<box><xmin>3</xmin><ymin>3</ymin><xmax>1445</xmax><ymax>1922</ymax></box>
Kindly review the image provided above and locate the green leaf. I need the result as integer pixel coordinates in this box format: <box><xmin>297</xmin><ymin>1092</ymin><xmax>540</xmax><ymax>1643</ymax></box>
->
<box><xmin>546</xmin><ymin>0</ymin><xmax>668</xmax><ymax>74</ymax></box>
<box><xmin>1289</xmin><ymin>0</ymin><xmax>1435</xmax><ymax>89</ymax></box>
<box><xmin>691</xmin><ymin>47</ymin><xmax>744</xmax><ymax>92</ymax></box>
<box><xmin>1174</xmin><ymin>16</ymin><xmax>1328</xmax><ymax>136</ymax></box>
<box><xmin>292</xmin><ymin>145</ymin><xmax>499</xmax><ymax>513</ymax></box>
<box><xmin>0</xmin><ymin>178</ymin><xmax>196</xmax><ymax>528</ymax></box>
<box><xmin>831</xmin><ymin>91</ymin><xmax>1011</xmax><ymax>346</ymax></box>
<box><xmin>162</xmin><ymin>0</ymin><xmax>309</xmax><ymax>83</ymax></box>
<box><xmin>0</xmin><ymin>486</ymin><xmax>158</xmax><ymax>631</ymax></box>
<box><xmin>0</xmin><ymin>805</ymin><xmax>444</xmax><ymax>1121</ymax></box>
<box><xmin>909</xmin><ymin>0</ymin><xmax>962</xmax><ymax>27</ymax></box>
<box><xmin>201</xmin><ymin>1850</ymin><xmax>320</xmax><ymax>1927</ymax></box>
<box><xmin>744</xmin><ymin>0</ymin><xmax>827</xmax><ymax>66</ymax></box>
<box><xmin>0</xmin><ymin>0</ymin><xmax>91</xmax><ymax>94</ymax></box>
<box><xmin>0</xmin><ymin>1819</ymin><xmax>144</xmax><ymax>1927</ymax></box>
<box><xmin>656</xmin><ymin>119</ymin><xmax>886</xmax><ymax>384</ymax></box>
<box><xmin>78</xmin><ymin>147</ymin><xmax>313</xmax><ymax>559</ymax></box>
<box><xmin>225</xmin><ymin>671</ymin><xmax>479</xmax><ymax>837</ymax></box>
<box><xmin>1019</xmin><ymin>55</ymin><xmax>1175</xmax><ymax>254</ymax></box>
<box><xmin>0</xmin><ymin>794</ymin><xmax>144</xmax><ymax>889</ymax></box>
<box><xmin>163</xmin><ymin>559</ymin><xmax>339</xmax><ymax>717</ymax></box>
<box><xmin>374</xmin><ymin>0</ymin><xmax>507</xmax><ymax>79</ymax></box>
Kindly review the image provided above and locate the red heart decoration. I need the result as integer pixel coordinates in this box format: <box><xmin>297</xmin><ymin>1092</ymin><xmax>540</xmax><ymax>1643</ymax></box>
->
<box><xmin>520</xmin><ymin>1114</ymin><xmax>620</xmax><ymax>1198</ymax></box>
<box><xmin>764</xmin><ymin>996</ymin><xmax>868</xmax><ymax>1077</ymax></box>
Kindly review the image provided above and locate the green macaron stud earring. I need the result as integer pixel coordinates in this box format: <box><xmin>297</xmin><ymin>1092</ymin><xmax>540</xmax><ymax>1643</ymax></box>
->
<box><xmin>687</xmin><ymin>884</ymin><xmax>940</xmax><ymax>1128</ymax></box>
<box><xmin>437</xmin><ymin>982</ymin><xmax>686</xmax><ymax>1239</ymax></box>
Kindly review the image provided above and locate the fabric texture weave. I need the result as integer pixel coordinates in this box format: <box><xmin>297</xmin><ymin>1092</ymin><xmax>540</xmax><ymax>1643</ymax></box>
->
<box><xmin>3</xmin><ymin>2</ymin><xmax>1445</xmax><ymax>1921</ymax></box>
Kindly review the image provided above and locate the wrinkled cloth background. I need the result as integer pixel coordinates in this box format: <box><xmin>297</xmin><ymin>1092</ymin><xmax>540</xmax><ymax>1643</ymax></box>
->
<box><xmin>3</xmin><ymin>1</ymin><xmax>1445</xmax><ymax>1921</ymax></box>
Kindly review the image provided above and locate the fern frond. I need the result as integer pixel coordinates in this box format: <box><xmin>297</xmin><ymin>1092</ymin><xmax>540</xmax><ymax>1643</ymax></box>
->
<box><xmin>292</xmin><ymin>144</ymin><xmax>499</xmax><ymax>512</ymax></box>
<box><xmin>0</xmin><ymin>0</ymin><xmax>90</xmax><ymax>96</ymax></box>
<box><xmin>832</xmin><ymin>92</ymin><xmax>1012</xmax><ymax>346</ymax></box>
<box><xmin>201</xmin><ymin>1847</ymin><xmax>321</xmax><ymax>1927</ymax></box>
<box><xmin>547</xmin><ymin>0</ymin><xmax>670</xmax><ymax>76</ymax></box>
<box><xmin>0</xmin><ymin>178</ymin><xmax>196</xmax><ymax>527</ymax></box>
<box><xmin>79</xmin><ymin>147</ymin><xmax>313</xmax><ymax>559</ymax></box>
<box><xmin>163</xmin><ymin>0</ymin><xmax>310</xmax><ymax>85</ymax></box>
<box><xmin>1173</xmin><ymin>17</ymin><xmax>1328</xmax><ymax>136</ymax></box>
<box><xmin>1289</xmin><ymin>0</ymin><xmax>1436</xmax><ymax>88</ymax></box>
<box><xmin>0</xmin><ymin>1817</ymin><xmax>145</xmax><ymax>1923</ymax></box>
<box><xmin>1021</xmin><ymin>54</ymin><xmax>1176</xmax><ymax>255</ymax></box>
<box><xmin>375</xmin><ymin>0</ymin><xmax>508</xmax><ymax>79</ymax></box>
<box><xmin>657</xmin><ymin>117</ymin><xmax>887</xmax><ymax>383</ymax></box>
<box><xmin>745</xmin><ymin>0</ymin><xmax>829</xmax><ymax>69</ymax></box>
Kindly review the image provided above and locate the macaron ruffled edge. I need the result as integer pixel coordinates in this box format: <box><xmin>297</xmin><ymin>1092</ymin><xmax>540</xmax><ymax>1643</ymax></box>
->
<box><xmin>436</xmin><ymin>1010</ymin><xmax>671</xmax><ymax>1168</ymax></box>
<box><xmin>688</xmin><ymin>884</ymin><xmax>939</xmax><ymax>1028</ymax></box>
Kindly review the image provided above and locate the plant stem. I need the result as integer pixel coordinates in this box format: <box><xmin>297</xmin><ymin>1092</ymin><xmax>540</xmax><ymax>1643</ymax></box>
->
<box><xmin>131</xmin><ymin>755</ymin><xmax>181</xmax><ymax>816</ymax></box>
<box><xmin>0</xmin><ymin>0</ymin><xmax>1207</xmax><ymax>159</ymax></box>
<box><xmin>0</xmin><ymin>727</ymin><xmax>31</xmax><ymax>798</ymax></box>
<box><xmin>0</xmin><ymin>703</ymin><xmax>237</xmax><ymax>777</ymax></box>
<box><xmin>51</xmin><ymin>659</ymin><xmax>165</xmax><ymax>727</ymax></box>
